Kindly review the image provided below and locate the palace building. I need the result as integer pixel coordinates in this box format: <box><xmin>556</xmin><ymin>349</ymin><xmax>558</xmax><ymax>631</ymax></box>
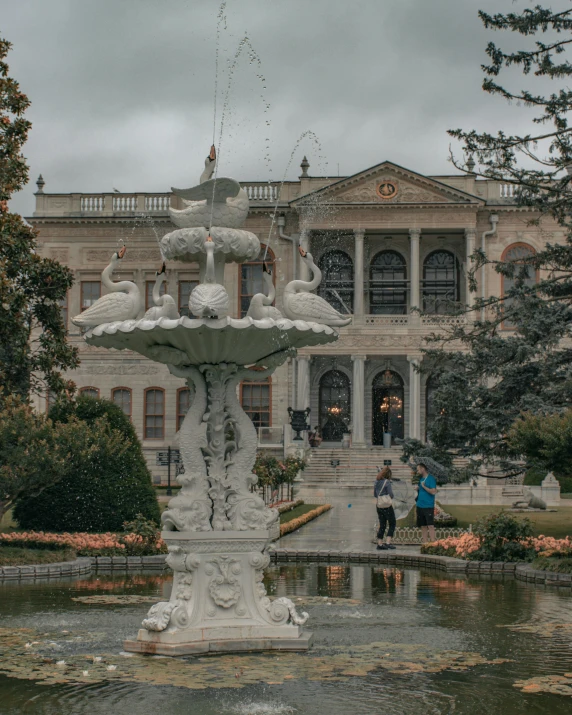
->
<box><xmin>28</xmin><ymin>158</ymin><xmax>559</xmax><ymax>482</ymax></box>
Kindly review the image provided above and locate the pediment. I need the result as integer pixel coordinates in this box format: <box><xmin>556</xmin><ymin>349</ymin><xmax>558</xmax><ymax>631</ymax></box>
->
<box><xmin>291</xmin><ymin>161</ymin><xmax>482</xmax><ymax>207</ymax></box>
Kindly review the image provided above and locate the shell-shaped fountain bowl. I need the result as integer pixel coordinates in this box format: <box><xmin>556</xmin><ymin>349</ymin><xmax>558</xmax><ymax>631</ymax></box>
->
<box><xmin>85</xmin><ymin>315</ymin><xmax>337</xmax><ymax>366</ymax></box>
<box><xmin>160</xmin><ymin>226</ymin><xmax>260</xmax><ymax>265</ymax></box>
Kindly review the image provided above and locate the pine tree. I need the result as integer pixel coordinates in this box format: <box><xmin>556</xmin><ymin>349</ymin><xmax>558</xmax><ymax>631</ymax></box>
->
<box><xmin>0</xmin><ymin>36</ymin><xmax>78</xmax><ymax>400</ymax></box>
<box><xmin>423</xmin><ymin>7</ymin><xmax>572</xmax><ymax>479</ymax></box>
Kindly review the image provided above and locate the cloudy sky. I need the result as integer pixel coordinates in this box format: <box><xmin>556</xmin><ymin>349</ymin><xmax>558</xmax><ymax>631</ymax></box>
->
<box><xmin>3</xmin><ymin>0</ymin><xmax>568</xmax><ymax>216</ymax></box>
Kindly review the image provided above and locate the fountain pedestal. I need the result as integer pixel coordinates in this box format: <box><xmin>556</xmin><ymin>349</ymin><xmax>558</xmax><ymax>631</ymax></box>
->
<box><xmin>124</xmin><ymin>530</ymin><xmax>311</xmax><ymax>655</ymax></box>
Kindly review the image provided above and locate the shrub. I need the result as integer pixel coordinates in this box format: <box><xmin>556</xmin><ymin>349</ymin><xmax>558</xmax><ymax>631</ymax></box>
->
<box><xmin>472</xmin><ymin>511</ymin><xmax>534</xmax><ymax>562</ymax></box>
<box><xmin>280</xmin><ymin>504</ymin><xmax>332</xmax><ymax>536</ymax></box>
<box><xmin>14</xmin><ymin>396</ymin><xmax>160</xmax><ymax>532</ymax></box>
<box><xmin>0</xmin><ymin>529</ymin><xmax>166</xmax><ymax>556</ymax></box>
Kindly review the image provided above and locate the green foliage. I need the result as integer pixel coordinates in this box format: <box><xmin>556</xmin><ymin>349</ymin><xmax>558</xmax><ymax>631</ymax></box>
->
<box><xmin>532</xmin><ymin>557</ymin><xmax>572</xmax><ymax>574</ymax></box>
<box><xmin>253</xmin><ymin>454</ymin><xmax>306</xmax><ymax>488</ymax></box>
<box><xmin>400</xmin><ymin>439</ymin><xmax>467</xmax><ymax>484</ymax></box>
<box><xmin>123</xmin><ymin>513</ymin><xmax>162</xmax><ymax>555</ymax></box>
<box><xmin>423</xmin><ymin>7</ymin><xmax>572</xmax><ymax>478</ymax></box>
<box><xmin>472</xmin><ymin>512</ymin><xmax>534</xmax><ymax>562</ymax></box>
<box><xmin>0</xmin><ymin>396</ymin><xmax>73</xmax><ymax>521</ymax></box>
<box><xmin>508</xmin><ymin>410</ymin><xmax>572</xmax><ymax>473</ymax></box>
<box><xmin>14</xmin><ymin>396</ymin><xmax>160</xmax><ymax>532</ymax></box>
<box><xmin>0</xmin><ymin>36</ymin><xmax>78</xmax><ymax>399</ymax></box>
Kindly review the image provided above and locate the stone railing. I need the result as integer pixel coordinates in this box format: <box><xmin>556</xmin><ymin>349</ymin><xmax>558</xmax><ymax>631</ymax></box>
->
<box><xmin>420</xmin><ymin>314</ymin><xmax>467</xmax><ymax>326</ymax></box>
<box><xmin>499</xmin><ymin>183</ymin><xmax>516</xmax><ymax>198</ymax></box>
<box><xmin>79</xmin><ymin>194</ymin><xmax>172</xmax><ymax>214</ymax></box>
<box><xmin>364</xmin><ymin>315</ymin><xmax>410</xmax><ymax>326</ymax></box>
<box><xmin>244</xmin><ymin>183</ymin><xmax>280</xmax><ymax>202</ymax></box>
<box><xmin>390</xmin><ymin>526</ymin><xmax>467</xmax><ymax>544</ymax></box>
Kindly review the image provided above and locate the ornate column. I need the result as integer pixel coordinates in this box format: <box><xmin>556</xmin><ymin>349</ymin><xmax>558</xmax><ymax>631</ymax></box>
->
<box><xmin>409</xmin><ymin>228</ymin><xmax>421</xmax><ymax>325</ymax></box>
<box><xmin>351</xmin><ymin>355</ymin><xmax>366</xmax><ymax>447</ymax></box>
<box><xmin>353</xmin><ymin>229</ymin><xmax>365</xmax><ymax>322</ymax></box>
<box><xmin>407</xmin><ymin>355</ymin><xmax>422</xmax><ymax>440</ymax></box>
<box><xmin>465</xmin><ymin>227</ymin><xmax>477</xmax><ymax>310</ymax></box>
<box><xmin>296</xmin><ymin>355</ymin><xmax>311</xmax><ymax>412</ymax></box>
<box><xmin>299</xmin><ymin>230</ymin><xmax>310</xmax><ymax>282</ymax></box>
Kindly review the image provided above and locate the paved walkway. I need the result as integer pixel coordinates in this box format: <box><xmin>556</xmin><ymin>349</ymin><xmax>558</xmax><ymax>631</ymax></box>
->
<box><xmin>280</xmin><ymin>496</ymin><xmax>420</xmax><ymax>553</ymax></box>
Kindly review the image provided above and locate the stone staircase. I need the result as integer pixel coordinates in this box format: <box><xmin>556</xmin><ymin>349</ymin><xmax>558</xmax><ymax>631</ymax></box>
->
<box><xmin>299</xmin><ymin>446</ymin><xmax>410</xmax><ymax>494</ymax></box>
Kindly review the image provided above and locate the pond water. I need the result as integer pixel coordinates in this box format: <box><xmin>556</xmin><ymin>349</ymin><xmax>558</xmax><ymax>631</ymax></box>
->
<box><xmin>0</xmin><ymin>564</ymin><xmax>571</xmax><ymax>714</ymax></box>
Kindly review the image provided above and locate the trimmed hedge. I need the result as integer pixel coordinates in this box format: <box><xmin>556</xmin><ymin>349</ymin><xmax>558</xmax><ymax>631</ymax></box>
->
<box><xmin>280</xmin><ymin>504</ymin><xmax>332</xmax><ymax>536</ymax></box>
<box><xmin>14</xmin><ymin>396</ymin><xmax>160</xmax><ymax>532</ymax></box>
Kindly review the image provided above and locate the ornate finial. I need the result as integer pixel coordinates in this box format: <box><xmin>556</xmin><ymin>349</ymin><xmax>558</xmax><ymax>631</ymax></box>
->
<box><xmin>300</xmin><ymin>156</ymin><xmax>310</xmax><ymax>178</ymax></box>
<box><xmin>466</xmin><ymin>155</ymin><xmax>475</xmax><ymax>174</ymax></box>
<box><xmin>35</xmin><ymin>174</ymin><xmax>45</xmax><ymax>194</ymax></box>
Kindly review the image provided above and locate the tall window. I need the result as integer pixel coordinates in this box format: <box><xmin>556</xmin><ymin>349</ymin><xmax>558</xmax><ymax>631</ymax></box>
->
<box><xmin>239</xmin><ymin>245</ymin><xmax>275</xmax><ymax>318</ymax></box>
<box><xmin>112</xmin><ymin>387</ymin><xmax>132</xmax><ymax>417</ymax></box>
<box><xmin>81</xmin><ymin>281</ymin><xmax>101</xmax><ymax>311</ymax></box>
<box><xmin>501</xmin><ymin>243</ymin><xmax>537</xmax><ymax>328</ymax></box>
<box><xmin>369</xmin><ymin>250</ymin><xmax>407</xmax><ymax>315</ymax></box>
<box><xmin>144</xmin><ymin>388</ymin><xmax>165</xmax><ymax>439</ymax></box>
<box><xmin>79</xmin><ymin>386</ymin><xmax>100</xmax><ymax>399</ymax></box>
<box><xmin>240</xmin><ymin>376</ymin><xmax>271</xmax><ymax>428</ymax></box>
<box><xmin>318</xmin><ymin>250</ymin><xmax>354</xmax><ymax>314</ymax></box>
<box><xmin>372</xmin><ymin>370</ymin><xmax>404</xmax><ymax>444</ymax></box>
<box><xmin>318</xmin><ymin>370</ymin><xmax>351</xmax><ymax>441</ymax></box>
<box><xmin>178</xmin><ymin>280</ymin><xmax>198</xmax><ymax>318</ymax></box>
<box><xmin>58</xmin><ymin>293</ymin><xmax>68</xmax><ymax>329</ymax></box>
<box><xmin>145</xmin><ymin>280</ymin><xmax>166</xmax><ymax>310</ymax></box>
<box><xmin>422</xmin><ymin>250</ymin><xmax>460</xmax><ymax>314</ymax></box>
<box><xmin>177</xmin><ymin>387</ymin><xmax>191</xmax><ymax>430</ymax></box>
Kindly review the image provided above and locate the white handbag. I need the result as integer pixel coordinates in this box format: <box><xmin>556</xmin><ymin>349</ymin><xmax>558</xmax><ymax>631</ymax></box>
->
<box><xmin>376</xmin><ymin>479</ymin><xmax>393</xmax><ymax>508</ymax></box>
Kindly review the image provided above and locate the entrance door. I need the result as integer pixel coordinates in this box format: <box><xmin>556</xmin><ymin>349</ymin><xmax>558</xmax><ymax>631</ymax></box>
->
<box><xmin>372</xmin><ymin>370</ymin><xmax>404</xmax><ymax>445</ymax></box>
<box><xmin>319</xmin><ymin>370</ymin><xmax>351</xmax><ymax>442</ymax></box>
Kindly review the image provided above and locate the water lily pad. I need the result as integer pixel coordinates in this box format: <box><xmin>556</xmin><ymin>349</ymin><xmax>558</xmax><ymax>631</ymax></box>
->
<box><xmin>0</xmin><ymin>627</ymin><xmax>511</xmax><ymax>691</ymax></box>
<box><xmin>514</xmin><ymin>674</ymin><xmax>572</xmax><ymax>696</ymax></box>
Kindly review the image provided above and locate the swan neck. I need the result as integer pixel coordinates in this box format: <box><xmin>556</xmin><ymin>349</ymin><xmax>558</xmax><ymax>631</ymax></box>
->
<box><xmin>200</xmin><ymin>159</ymin><xmax>216</xmax><ymax>184</ymax></box>
<box><xmin>101</xmin><ymin>258</ymin><xmax>120</xmax><ymax>291</ymax></box>
<box><xmin>152</xmin><ymin>274</ymin><xmax>166</xmax><ymax>304</ymax></box>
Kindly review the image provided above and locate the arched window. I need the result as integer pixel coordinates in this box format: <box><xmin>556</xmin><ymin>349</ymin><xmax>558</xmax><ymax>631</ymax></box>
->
<box><xmin>144</xmin><ymin>388</ymin><xmax>165</xmax><ymax>439</ymax></box>
<box><xmin>112</xmin><ymin>387</ymin><xmax>132</xmax><ymax>417</ymax></box>
<box><xmin>239</xmin><ymin>245</ymin><xmax>275</xmax><ymax>318</ymax></box>
<box><xmin>240</xmin><ymin>376</ymin><xmax>271</xmax><ymax>429</ymax></box>
<box><xmin>369</xmin><ymin>250</ymin><xmax>407</xmax><ymax>315</ymax></box>
<box><xmin>501</xmin><ymin>243</ymin><xmax>537</xmax><ymax>329</ymax></box>
<box><xmin>319</xmin><ymin>370</ymin><xmax>351</xmax><ymax>441</ymax></box>
<box><xmin>79</xmin><ymin>386</ymin><xmax>100</xmax><ymax>399</ymax></box>
<box><xmin>372</xmin><ymin>370</ymin><xmax>404</xmax><ymax>444</ymax></box>
<box><xmin>422</xmin><ymin>250</ymin><xmax>460</xmax><ymax>314</ymax></box>
<box><xmin>318</xmin><ymin>250</ymin><xmax>354</xmax><ymax>314</ymax></box>
<box><xmin>177</xmin><ymin>387</ymin><xmax>191</xmax><ymax>431</ymax></box>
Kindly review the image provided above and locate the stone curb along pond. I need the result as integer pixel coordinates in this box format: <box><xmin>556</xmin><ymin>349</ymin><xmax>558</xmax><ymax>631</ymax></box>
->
<box><xmin>1</xmin><ymin>550</ymin><xmax>572</xmax><ymax>589</ymax></box>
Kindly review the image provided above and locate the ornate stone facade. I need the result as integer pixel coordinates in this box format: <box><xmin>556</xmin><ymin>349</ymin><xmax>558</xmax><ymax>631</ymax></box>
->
<box><xmin>30</xmin><ymin>159</ymin><xmax>560</xmax><ymax>462</ymax></box>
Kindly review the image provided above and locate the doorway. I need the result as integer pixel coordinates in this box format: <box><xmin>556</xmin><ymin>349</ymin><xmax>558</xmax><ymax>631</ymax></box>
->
<box><xmin>372</xmin><ymin>370</ymin><xmax>404</xmax><ymax>445</ymax></box>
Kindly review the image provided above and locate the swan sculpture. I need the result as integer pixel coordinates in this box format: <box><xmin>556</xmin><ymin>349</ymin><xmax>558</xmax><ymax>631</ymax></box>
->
<box><xmin>71</xmin><ymin>246</ymin><xmax>142</xmax><ymax>327</ymax></box>
<box><xmin>143</xmin><ymin>263</ymin><xmax>180</xmax><ymax>321</ymax></box>
<box><xmin>282</xmin><ymin>247</ymin><xmax>352</xmax><ymax>327</ymax></box>
<box><xmin>189</xmin><ymin>236</ymin><xmax>230</xmax><ymax>319</ymax></box>
<box><xmin>246</xmin><ymin>264</ymin><xmax>283</xmax><ymax>321</ymax></box>
<box><xmin>170</xmin><ymin>145</ymin><xmax>249</xmax><ymax>229</ymax></box>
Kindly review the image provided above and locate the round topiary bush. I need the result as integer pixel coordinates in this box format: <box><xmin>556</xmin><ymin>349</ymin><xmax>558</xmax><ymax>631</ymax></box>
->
<box><xmin>14</xmin><ymin>396</ymin><xmax>160</xmax><ymax>532</ymax></box>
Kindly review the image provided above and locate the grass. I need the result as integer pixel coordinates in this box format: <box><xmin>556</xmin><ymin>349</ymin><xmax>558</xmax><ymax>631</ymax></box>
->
<box><xmin>531</xmin><ymin>557</ymin><xmax>572</xmax><ymax>574</ymax></box>
<box><xmin>0</xmin><ymin>546</ymin><xmax>77</xmax><ymax>566</ymax></box>
<box><xmin>279</xmin><ymin>503</ymin><xmax>319</xmax><ymax>524</ymax></box>
<box><xmin>444</xmin><ymin>505</ymin><xmax>572</xmax><ymax>539</ymax></box>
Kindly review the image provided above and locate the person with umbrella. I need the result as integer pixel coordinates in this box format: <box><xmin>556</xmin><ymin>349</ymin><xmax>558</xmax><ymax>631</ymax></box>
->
<box><xmin>415</xmin><ymin>461</ymin><xmax>438</xmax><ymax>543</ymax></box>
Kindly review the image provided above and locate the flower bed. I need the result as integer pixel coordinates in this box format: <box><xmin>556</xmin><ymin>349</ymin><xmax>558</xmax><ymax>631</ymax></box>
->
<box><xmin>0</xmin><ymin>531</ymin><xmax>166</xmax><ymax>557</ymax></box>
<box><xmin>280</xmin><ymin>504</ymin><xmax>332</xmax><ymax>537</ymax></box>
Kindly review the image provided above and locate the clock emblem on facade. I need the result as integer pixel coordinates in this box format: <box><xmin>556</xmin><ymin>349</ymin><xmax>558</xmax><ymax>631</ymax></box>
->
<box><xmin>376</xmin><ymin>181</ymin><xmax>398</xmax><ymax>199</ymax></box>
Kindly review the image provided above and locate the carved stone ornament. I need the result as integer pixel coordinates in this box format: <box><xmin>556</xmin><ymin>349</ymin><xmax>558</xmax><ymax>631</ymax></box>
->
<box><xmin>206</xmin><ymin>556</ymin><xmax>242</xmax><ymax>608</ymax></box>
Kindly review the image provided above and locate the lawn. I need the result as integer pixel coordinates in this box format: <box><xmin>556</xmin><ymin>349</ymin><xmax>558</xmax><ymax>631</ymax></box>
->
<box><xmin>0</xmin><ymin>546</ymin><xmax>76</xmax><ymax>566</ymax></box>
<box><xmin>444</xmin><ymin>505</ymin><xmax>572</xmax><ymax>539</ymax></box>
<box><xmin>279</xmin><ymin>503</ymin><xmax>320</xmax><ymax>524</ymax></box>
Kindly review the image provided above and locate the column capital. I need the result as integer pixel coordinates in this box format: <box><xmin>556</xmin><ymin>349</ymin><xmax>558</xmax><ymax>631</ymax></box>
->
<box><xmin>353</xmin><ymin>228</ymin><xmax>365</xmax><ymax>241</ymax></box>
<box><xmin>406</xmin><ymin>354</ymin><xmax>424</xmax><ymax>364</ymax></box>
<box><xmin>296</xmin><ymin>354</ymin><xmax>311</xmax><ymax>363</ymax></box>
<box><xmin>464</xmin><ymin>227</ymin><xmax>477</xmax><ymax>239</ymax></box>
<box><xmin>351</xmin><ymin>354</ymin><xmax>367</xmax><ymax>362</ymax></box>
<box><xmin>408</xmin><ymin>228</ymin><xmax>421</xmax><ymax>240</ymax></box>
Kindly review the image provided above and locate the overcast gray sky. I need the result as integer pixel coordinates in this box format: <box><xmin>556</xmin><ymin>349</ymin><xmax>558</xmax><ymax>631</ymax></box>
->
<box><xmin>2</xmin><ymin>0</ymin><xmax>568</xmax><ymax>216</ymax></box>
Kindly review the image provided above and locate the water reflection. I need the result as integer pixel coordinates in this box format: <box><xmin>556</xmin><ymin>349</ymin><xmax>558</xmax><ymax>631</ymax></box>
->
<box><xmin>0</xmin><ymin>564</ymin><xmax>571</xmax><ymax>714</ymax></box>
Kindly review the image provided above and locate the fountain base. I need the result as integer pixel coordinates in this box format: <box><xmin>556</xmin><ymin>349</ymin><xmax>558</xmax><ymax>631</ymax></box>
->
<box><xmin>123</xmin><ymin>530</ymin><xmax>312</xmax><ymax>656</ymax></box>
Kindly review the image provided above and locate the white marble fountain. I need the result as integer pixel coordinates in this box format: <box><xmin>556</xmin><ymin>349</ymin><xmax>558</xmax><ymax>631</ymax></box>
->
<box><xmin>72</xmin><ymin>147</ymin><xmax>350</xmax><ymax>655</ymax></box>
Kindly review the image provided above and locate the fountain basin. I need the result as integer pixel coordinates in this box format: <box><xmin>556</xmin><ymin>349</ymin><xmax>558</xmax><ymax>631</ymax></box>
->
<box><xmin>86</xmin><ymin>315</ymin><xmax>337</xmax><ymax>365</ymax></box>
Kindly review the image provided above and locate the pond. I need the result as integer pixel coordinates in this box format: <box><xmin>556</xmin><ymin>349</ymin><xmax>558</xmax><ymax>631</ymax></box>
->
<box><xmin>0</xmin><ymin>564</ymin><xmax>571</xmax><ymax>714</ymax></box>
